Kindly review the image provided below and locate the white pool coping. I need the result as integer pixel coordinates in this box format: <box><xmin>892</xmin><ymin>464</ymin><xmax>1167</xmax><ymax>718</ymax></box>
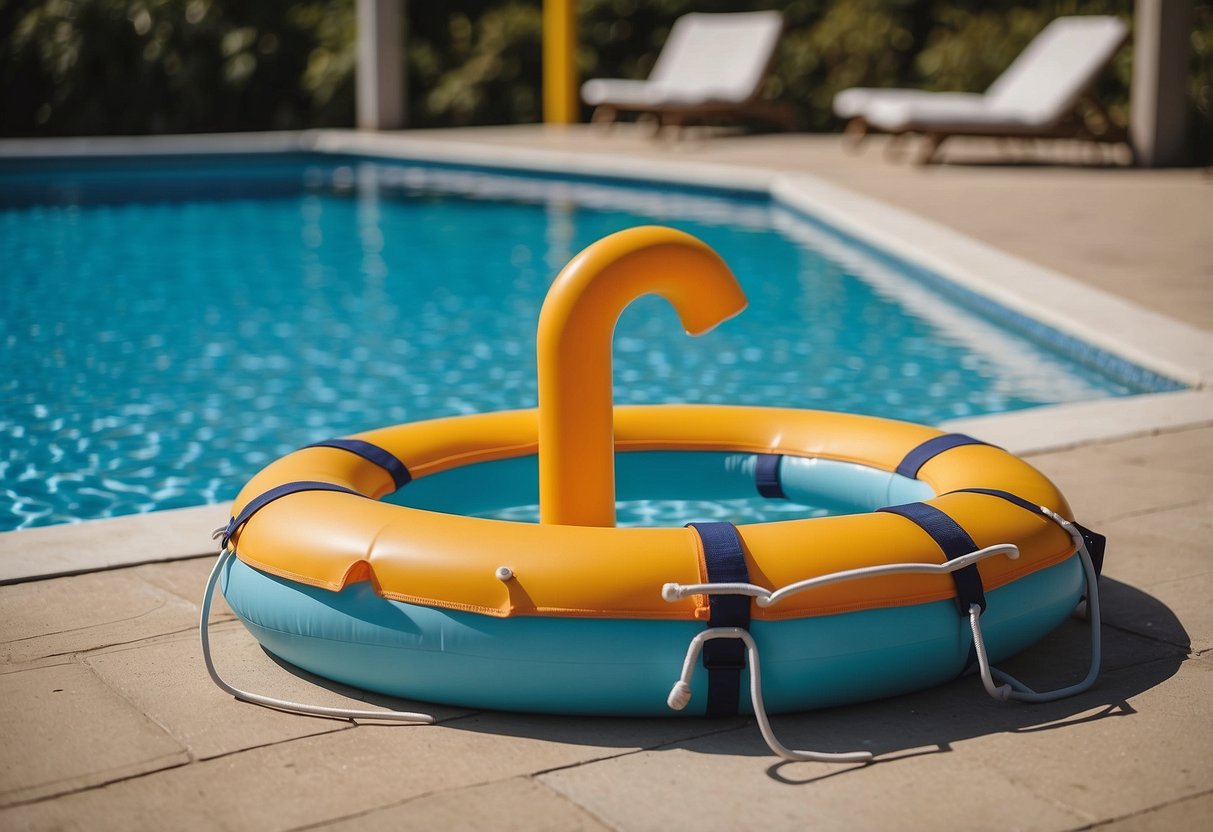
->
<box><xmin>2</xmin><ymin>129</ymin><xmax>1210</xmax><ymax>584</ymax></box>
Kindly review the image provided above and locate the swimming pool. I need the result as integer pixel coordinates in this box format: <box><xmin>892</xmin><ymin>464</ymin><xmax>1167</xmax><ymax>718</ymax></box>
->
<box><xmin>0</xmin><ymin>153</ymin><xmax>1182</xmax><ymax>531</ymax></box>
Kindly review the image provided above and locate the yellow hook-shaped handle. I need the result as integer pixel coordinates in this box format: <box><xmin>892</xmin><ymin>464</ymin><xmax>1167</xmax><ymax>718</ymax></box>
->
<box><xmin>536</xmin><ymin>226</ymin><xmax>748</xmax><ymax>527</ymax></box>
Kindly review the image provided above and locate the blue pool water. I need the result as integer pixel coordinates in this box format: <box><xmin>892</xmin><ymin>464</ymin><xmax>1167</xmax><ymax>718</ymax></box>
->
<box><xmin>0</xmin><ymin>154</ymin><xmax>1180</xmax><ymax>531</ymax></box>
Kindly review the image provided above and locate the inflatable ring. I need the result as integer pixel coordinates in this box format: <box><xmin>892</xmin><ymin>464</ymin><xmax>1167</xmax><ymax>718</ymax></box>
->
<box><xmin>207</xmin><ymin>227</ymin><xmax>1103</xmax><ymax>761</ymax></box>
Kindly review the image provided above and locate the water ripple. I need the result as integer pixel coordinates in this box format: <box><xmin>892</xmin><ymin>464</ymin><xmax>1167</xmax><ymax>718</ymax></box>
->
<box><xmin>0</xmin><ymin>160</ymin><xmax>1154</xmax><ymax>530</ymax></box>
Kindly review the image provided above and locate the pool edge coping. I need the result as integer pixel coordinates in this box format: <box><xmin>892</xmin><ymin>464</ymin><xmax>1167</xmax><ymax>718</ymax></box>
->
<box><xmin>2</xmin><ymin>128</ymin><xmax>1210</xmax><ymax>582</ymax></box>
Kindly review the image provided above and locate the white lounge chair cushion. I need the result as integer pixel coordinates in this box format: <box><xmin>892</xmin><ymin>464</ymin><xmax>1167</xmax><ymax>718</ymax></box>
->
<box><xmin>581</xmin><ymin>11</ymin><xmax>782</xmax><ymax>108</ymax></box>
<box><xmin>582</xmin><ymin>79</ymin><xmax>669</xmax><ymax>107</ymax></box>
<box><xmin>581</xmin><ymin>79</ymin><xmax>728</xmax><ymax>108</ymax></box>
<box><xmin>863</xmin><ymin>99</ymin><xmax>1026</xmax><ymax>133</ymax></box>
<box><xmin>833</xmin><ymin>88</ymin><xmax>983</xmax><ymax>120</ymax></box>
<box><xmin>831</xmin><ymin>15</ymin><xmax>1128</xmax><ymax>132</ymax></box>
<box><xmin>983</xmin><ymin>15</ymin><xmax>1128</xmax><ymax>123</ymax></box>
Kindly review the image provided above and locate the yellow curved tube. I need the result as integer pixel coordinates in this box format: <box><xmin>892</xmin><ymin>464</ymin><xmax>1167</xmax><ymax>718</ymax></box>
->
<box><xmin>535</xmin><ymin>226</ymin><xmax>748</xmax><ymax>527</ymax></box>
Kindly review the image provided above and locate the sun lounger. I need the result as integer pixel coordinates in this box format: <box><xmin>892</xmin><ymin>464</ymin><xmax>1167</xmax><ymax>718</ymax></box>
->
<box><xmin>833</xmin><ymin>15</ymin><xmax>1130</xmax><ymax>163</ymax></box>
<box><xmin>581</xmin><ymin>11</ymin><xmax>793</xmax><ymax>133</ymax></box>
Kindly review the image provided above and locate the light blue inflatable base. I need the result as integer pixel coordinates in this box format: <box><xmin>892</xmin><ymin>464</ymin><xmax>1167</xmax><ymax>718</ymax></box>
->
<box><xmin>222</xmin><ymin>554</ymin><xmax>1085</xmax><ymax>717</ymax></box>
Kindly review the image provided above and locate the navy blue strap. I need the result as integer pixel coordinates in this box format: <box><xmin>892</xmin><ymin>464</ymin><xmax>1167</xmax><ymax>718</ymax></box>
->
<box><xmin>222</xmin><ymin>481</ymin><xmax>362</xmax><ymax>549</ymax></box>
<box><xmin>950</xmin><ymin>488</ymin><xmax>1105</xmax><ymax>579</ymax></box>
<box><xmin>755</xmin><ymin>454</ymin><xmax>785</xmax><ymax>499</ymax></box>
<box><xmin>304</xmin><ymin>438</ymin><xmax>411</xmax><ymax>490</ymax></box>
<box><xmin>896</xmin><ymin>433</ymin><xmax>988</xmax><ymax>479</ymax></box>
<box><xmin>1074</xmin><ymin>522</ymin><xmax>1106</xmax><ymax>580</ymax></box>
<box><xmin>877</xmin><ymin>502</ymin><xmax>987</xmax><ymax>614</ymax></box>
<box><xmin>950</xmin><ymin>487</ymin><xmax>1042</xmax><ymax>516</ymax></box>
<box><xmin>687</xmin><ymin>522</ymin><xmax>751</xmax><ymax>718</ymax></box>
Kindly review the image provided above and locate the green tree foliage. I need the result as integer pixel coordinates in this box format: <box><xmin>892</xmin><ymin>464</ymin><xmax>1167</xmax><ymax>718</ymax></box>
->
<box><xmin>1</xmin><ymin>0</ymin><xmax>1209</xmax><ymax>160</ymax></box>
<box><xmin>0</xmin><ymin>0</ymin><xmax>358</xmax><ymax>135</ymax></box>
<box><xmin>406</xmin><ymin>1</ymin><xmax>543</xmax><ymax>125</ymax></box>
<box><xmin>777</xmin><ymin>0</ymin><xmax>1139</xmax><ymax>131</ymax></box>
<box><xmin>1189</xmin><ymin>2</ymin><xmax>1213</xmax><ymax>159</ymax></box>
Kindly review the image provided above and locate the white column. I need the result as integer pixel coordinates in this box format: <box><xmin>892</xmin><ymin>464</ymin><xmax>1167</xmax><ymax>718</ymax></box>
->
<box><xmin>1130</xmin><ymin>0</ymin><xmax>1192</xmax><ymax>166</ymax></box>
<box><xmin>356</xmin><ymin>0</ymin><xmax>404</xmax><ymax>130</ymax></box>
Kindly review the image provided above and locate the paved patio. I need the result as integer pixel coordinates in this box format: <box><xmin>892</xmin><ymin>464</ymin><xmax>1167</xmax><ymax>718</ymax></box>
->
<box><xmin>1</xmin><ymin>126</ymin><xmax>1210</xmax><ymax>830</ymax></box>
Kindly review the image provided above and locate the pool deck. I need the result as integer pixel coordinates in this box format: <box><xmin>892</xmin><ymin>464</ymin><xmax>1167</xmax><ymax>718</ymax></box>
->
<box><xmin>1</xmin><ymin>126</ymin><xmax>1211</xmax><ymax>830</ymax></box>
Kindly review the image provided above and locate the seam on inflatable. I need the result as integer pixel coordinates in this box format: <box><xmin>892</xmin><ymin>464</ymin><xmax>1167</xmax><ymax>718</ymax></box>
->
<box><xmin>232</xmin><ymin>553</ymin><xmax>345</xmax><ymax>592</ymax></box>
<box><xmin>235</xmin><ymin>537</ymin><xmax>1077</xmax><ymax>619</ymax></box>
<box><xmin>232</xmin><ymin>546</ymin><xmax>1075</xmax><ymax>622</ymax></box>
<box><xmin>613</xmin><ymin>438</ymin><xmax>900</xmax><ymax>472</ymax></box>
<box><xmin>375</xmin><ymin>591</ymin><xmax>701</xmax><ymax>620</ymax></box>
<box><xmin>407</xmin><ymin>441</ymin><xmax>541</xmax><ymax>477</ymax></box>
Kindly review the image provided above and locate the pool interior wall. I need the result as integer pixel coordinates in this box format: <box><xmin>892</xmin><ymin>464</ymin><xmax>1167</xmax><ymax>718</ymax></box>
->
<box><xmin>0</xmin><ymin>153</ymin><xmax>1184</xmax><ymax>531</ymax></box>
<box><xmin>388</xmin><ymin>450</ymin><xmax>934</xmax><ymax>526</ymax></box>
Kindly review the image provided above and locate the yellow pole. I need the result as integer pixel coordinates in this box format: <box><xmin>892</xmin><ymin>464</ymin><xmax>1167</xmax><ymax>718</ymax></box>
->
<box><xmin>543</xmin><ymin>0</ymin><xmax>578</xmax><ymax>123</ymax></box>
<box><xmin>536</xmin><ymin>227</ymin><xmax>749</xmax><ymax>527</ymax></box>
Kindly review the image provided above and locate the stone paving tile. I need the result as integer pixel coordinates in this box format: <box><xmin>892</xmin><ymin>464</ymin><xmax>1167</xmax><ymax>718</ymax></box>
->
<box><xmin>1027</xmin><ymin>433</ymin><xmax>1213</xmax><ymax>528</ymax></box>
<box><xmin>540</xmin><ymin>727</ymin><xmax>1089</xmax><ymax>832</ymax></box>
<box><xmin>0</xmin><ymin>569</ymin><xmax>201</xmax><ymax>668</ymax></box>
<box><xmin>313</xmin><ymin>776</ymin><xmax>612</xmax><ymax>831</ymax></box>
<box><xmin>0</xmin><ymin>662</ymin><xmax>188</xmax><ymax>808</ymax></box>
<box><xmin>135</xmin><ymin>556</ymin><xmax>233</xmax><ymax>619</ymax></box>
<box><xmin>976</xmin><ymin>655</ymin><xmax>1213</xmax><ymax>823</ymax></box>
<box><xmin>538</xmin><ymin>656</ymin><xmax>1212</xmax><ymax>831</ymax></box>
<box><xmin>1096</xmin><ymin>499</ymin><xmax>1213</xmax><ymax>590</ymax></box>
<box><xmin>1093</xmin><ymin>790</ymin><xmax>1213</xmax><ymax>831</ymax></box>
<box><xmin>943</xmin><ymin>392</ymin><xmax>1213</xmax><ymax>457</ymax></box>
<box><xmin>0</xmin><ymin>504</ymin><xmax>218</xmax><ymax>583</ymax></box>
<box><xmin>87</xmin><ymin>621</ymin><xmax>473</xmax><ymax>759</ymax></box>
<box><xmin>1094</xmin><ymin>427</ymin><xmax>1213</xmax><ymax>475</ymax></box>
<box><xmin>84</xmin><ymin>624</ymin><xmax>459</xmax><ymax>761</ymax></box>
<box><xmin>0</xmin><ymin>711</ymin><xmax>725</xmax><ymax>831</ymax></box>
<box><xmin>535</xmin><ymin>648</ymin><xmax>1209</xmax><ymax>831</ymax></box>
<box><xmin>1025</xmin><ymin>431</ymin><xmax>1212</xmax><ymax>655</ymax></box>
<box><xmin>1102</xmin><ymin>572</ymin><xmax>1211</xmax><ymax>655</ymax></box>
<box><xmin>1075</xmin><ymin>495</ymin><xmax>1211</xmax><ymax>654</ymax></box>
<box><xmin>431</xmin><ymin>709</ymin><xmax>740</xmax><ymax>754</ymax></box>
<box><xmin>991</xmin><ymin>599</ymin><xmax>1186</xmax><ymax>680</ymax></box>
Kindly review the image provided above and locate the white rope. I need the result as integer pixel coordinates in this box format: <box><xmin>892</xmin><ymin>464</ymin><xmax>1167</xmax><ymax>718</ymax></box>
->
<box><xmin>200</xmin><ymin>548</ymin><xmax>434</xmax><ymax>724</ymax></box>
<box><xmin>661</xmin><ymin>542</ymin><xmax>1022</xmax><ymax>761</ymax></box>
<box><xmin>968</xmin><ymin>512</ymin><xmax>1102</xmax><ymax>703</ymax></box>
<box><xmin>661</xmin><ymin>505</ymin><xmax>1103</xmax><ymax>760</ymax></box>
<box><xmin>667</xmin><ymin>627</ymin><xmax>873</xmax><ymax>763</ymax></box>
<box><xmin>661</xmin><ymin>543</ymin><xmax>1020</xmax><ymax>608</ymax></box>
<box><xmin>969</xmin><ymin>603</ymin><xmax>1014</xmax><ymax>701</ymax></box>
